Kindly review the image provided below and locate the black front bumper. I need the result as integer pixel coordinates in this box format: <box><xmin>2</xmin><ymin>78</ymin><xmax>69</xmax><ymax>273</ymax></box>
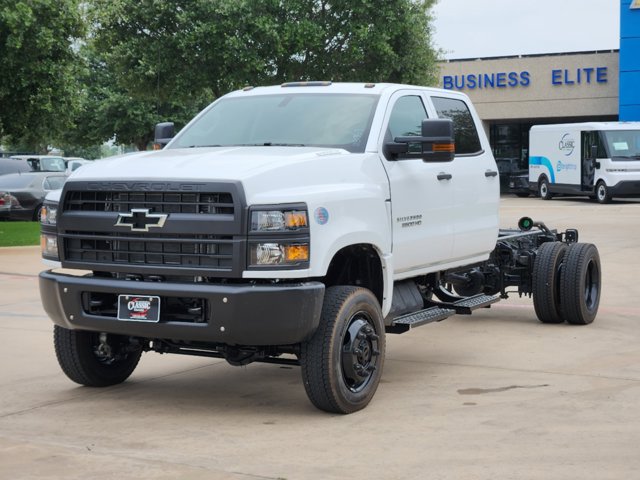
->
<box><xmin>39</xmin><ymin>271</ymin><xmax>324</xmax><ymax>346</ymax></box>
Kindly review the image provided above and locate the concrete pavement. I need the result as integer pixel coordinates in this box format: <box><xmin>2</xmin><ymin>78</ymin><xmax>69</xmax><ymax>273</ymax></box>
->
<box><xmin>1</xmin><ymin>196</ymin><xmax>639</xmax><ymax>479</ymax></box>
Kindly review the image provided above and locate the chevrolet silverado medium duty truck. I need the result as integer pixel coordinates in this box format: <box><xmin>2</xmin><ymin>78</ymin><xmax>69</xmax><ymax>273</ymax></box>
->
<box><xmin>39</xmin><ymin>82</ymin><xmax>602</xmax><ymax>414</ymax></box>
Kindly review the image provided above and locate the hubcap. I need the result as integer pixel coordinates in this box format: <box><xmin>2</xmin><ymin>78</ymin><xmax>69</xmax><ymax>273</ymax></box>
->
<box><xmin>341</xmin><ymin>313</ymin><xmax>380</xmax><ymax>393</ymax></box>
<box><xmin>598</xmin><ymin>185</ymin><xmax>606</xmax><ymax>201</ymax></box>
<box><xmin>540</xmin><ymin>182</ymin><xmax>547</xmax><ymax>197</ymax></box>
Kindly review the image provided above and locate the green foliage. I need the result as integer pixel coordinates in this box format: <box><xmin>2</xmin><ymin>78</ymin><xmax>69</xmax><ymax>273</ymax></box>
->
<box><xmin>0</xmin><ymin>0</ymin><xmax>85</xmax><ymax>151</ymax></box>
<box><xmin>0</xmin><ymin>222</ymin><xmax>40</xmax><ymax>247</ymax></box>
<box><xmin>3</xmin><ymin>0</ymin><xmax>441</xmax><ymax>152</ymax></box>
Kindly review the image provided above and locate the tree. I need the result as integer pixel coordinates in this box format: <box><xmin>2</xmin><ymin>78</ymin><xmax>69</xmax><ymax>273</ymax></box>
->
<box><xmin>0</xmin><ymin>0</ymin><xmax>85</xmax><ymax>151</ymax></box>
<box><xmin>71</xmin><ymin>0</ymin><xmax>441</xmax><ymax>151</ymax></box>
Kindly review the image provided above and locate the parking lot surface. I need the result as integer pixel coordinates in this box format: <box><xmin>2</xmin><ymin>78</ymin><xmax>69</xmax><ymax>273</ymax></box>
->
<box><xmin>1</xmin><ymin>196</ymin><xmax>639</xmax><ymax>480</ymax></box>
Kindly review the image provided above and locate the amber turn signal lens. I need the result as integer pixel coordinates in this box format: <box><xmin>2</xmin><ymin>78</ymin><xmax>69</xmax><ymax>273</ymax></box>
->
<box><xmin>285</xmin><ymin>244</ymin><xmax>309</xmax><ymax>262</ymax></box>
<box><xmin>285</xmin><ymin>211</ymin><xmax>308</xmax><ymax>229</ymax></box>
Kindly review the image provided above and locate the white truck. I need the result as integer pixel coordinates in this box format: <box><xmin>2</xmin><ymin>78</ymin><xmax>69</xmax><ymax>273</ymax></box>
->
<box><xmin>529</xmin><ymin>122</ymin><xmax>640</xmax><ymax>203</ymax></box>
<box><xmin>39</xmin><ymin>82</ymin><xmax>601</xmax><ymax>414</ymax></box>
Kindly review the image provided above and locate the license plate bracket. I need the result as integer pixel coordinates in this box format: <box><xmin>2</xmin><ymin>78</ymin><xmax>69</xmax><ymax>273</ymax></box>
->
<box><xmin>117</xmin><ymin>295</ymin><xmax>161</xmax><ymax>322</ymax></box>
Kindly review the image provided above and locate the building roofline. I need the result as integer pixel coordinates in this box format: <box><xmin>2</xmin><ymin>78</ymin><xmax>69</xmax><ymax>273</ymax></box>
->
<box><xmin>441</xmin><ymin>49</ymin><xmax>620</xmax><ymax>63</ymax></box>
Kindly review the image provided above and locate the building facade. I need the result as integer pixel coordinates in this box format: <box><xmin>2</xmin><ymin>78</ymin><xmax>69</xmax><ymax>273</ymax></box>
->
<box><xmin>437</xmin><ymin>1</ymin><xmax>639</xmax><ymax>165</ymax></box>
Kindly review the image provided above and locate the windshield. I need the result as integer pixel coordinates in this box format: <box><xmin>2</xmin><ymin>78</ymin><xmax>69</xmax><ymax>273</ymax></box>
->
<box><xmin>170</xmin><ymin>93</ymin><xmax>380</xmax><ymax>153</ymax></box>
<box><xmin>602</xmin><ymin>130</ymin><xmax>640</xmax><ymax>160</ymax></box>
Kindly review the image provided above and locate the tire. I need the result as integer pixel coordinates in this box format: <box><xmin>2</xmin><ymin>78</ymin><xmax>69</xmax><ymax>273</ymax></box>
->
<box><xmin>33</xmin><ymin>204</ymin><xmax>43</xmax><ymax>221</ymax></box>
<box><xmin>532</xmin><ymin>242</ymin><xmax>568</xmax><ymax>324</ymax></box>
<box><xmin>595</xmin><ymin>181</ymin><xmax>611</xmax><ymax>204</ymax></box>
<box><xmin>560</xmin><ymin>243</ymin><xmax>601</xmax><ymax>325</ymax></box>
<box><xmin>300</xmin><ymin>286</ymin><xmax>385</xmax><ymax>414</ymax></box>
<box><xmin>539</xmin><ymin>177</ymin><xmax>552</xmax><ymax>200</ymax></box>
<box><xmin>54</xmin><ymin>326</ymin><xmax>143</xmax><ymax>387</ymax></box>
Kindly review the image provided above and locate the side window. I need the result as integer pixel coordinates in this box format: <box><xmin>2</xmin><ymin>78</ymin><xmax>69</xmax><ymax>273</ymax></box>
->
<box><xmin>388</xmin><ymin>96</ymin><xmax>428</xmax><ymax>138</ymax></box>
<box><xmin>387</xmin><ymin>95</ymin><xmax>428</xmax><ymax>155</ymax></box>
<box><xmin>432</xmin><ymin>96</ymin><xmax>482</xmax><ymax>155</ymax></box>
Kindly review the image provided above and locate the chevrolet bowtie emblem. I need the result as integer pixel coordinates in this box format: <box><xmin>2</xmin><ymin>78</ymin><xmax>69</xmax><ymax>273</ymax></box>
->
<box><xmin>115</xmin><ymin>209</ymin><xmax>168</xmax><ymax>232</ymax></box>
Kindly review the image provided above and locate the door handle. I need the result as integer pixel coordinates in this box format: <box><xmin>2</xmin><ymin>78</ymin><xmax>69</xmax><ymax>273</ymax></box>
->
<box><xmin>437</xmin><ymin>172</ymin><xmax>452</xmax><ymax>181</ymax></box>
<box><xmin>485</xmin><ymin>170</ymin><xmax>498</xmax><ymax>177</ymax></box>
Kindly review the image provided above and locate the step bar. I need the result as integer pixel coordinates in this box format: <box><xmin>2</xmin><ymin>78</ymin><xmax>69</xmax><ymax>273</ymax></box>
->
<box><xmin>387</xmin><ymin>293</ymin><xmax>500</xmax><ymax>334</ymax></box>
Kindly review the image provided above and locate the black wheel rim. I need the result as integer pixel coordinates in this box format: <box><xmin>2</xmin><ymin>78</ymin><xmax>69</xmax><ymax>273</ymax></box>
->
<box><xmin>341</xmin><ymin>312</ymin><xmax>380</xmax><ymax>393</ymax></box>
<box><xmin>584</xmin><ymin>258</ymin><xmax>600</xmax><ymax>311</ymax></box>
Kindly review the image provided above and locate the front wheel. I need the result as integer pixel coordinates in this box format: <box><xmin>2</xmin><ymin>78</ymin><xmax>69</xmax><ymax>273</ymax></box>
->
<box><xmin>300</xmin><ymin>286</ymin><xmax>385</xmax><ymax>414</ymax></box>
<box><xmin>595</xmin><ymin>181</ymin><xmax>611</xmax><ymax>204</ymax></box>
<box><xmin>54</xmin><ymin>326</ymin><xmax>143</xmax><ymax>387</ymax></box>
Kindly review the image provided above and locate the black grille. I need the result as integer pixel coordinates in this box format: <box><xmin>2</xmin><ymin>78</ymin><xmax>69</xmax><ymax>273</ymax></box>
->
<box><xmin>64</xmin><ymin>232</ymin><xmax>234</xmax><ymax>270</ymax></box>
<box><xmin>65</xmin><ymin>191</ymin><xmax>234</xmax><ymax>215</ymax></box>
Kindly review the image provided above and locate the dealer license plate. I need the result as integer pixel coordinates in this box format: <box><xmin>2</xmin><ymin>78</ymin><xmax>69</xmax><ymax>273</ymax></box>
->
<box><xmin>117</xmin><ymin>295</ymin><xmax>161</xmax><ymax>322</ymax></box>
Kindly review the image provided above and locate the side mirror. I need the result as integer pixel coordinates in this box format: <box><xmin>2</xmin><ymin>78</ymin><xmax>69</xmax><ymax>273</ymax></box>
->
<box><xmin>154</xmin><ymin>122</ymin><xmax>175</xmax><ymax>148</ymax></box>
<box><xmin>385</xmin><ymin>119</ymin><xmax>455</xmax><ymax>162</ymax></box>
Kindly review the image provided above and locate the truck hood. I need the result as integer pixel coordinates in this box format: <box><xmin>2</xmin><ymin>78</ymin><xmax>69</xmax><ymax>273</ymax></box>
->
<box><xmin>69</xmin><ymin>147</ymin><xmax>351</xmax><ymax>182</ymax></box>
<box><xmin>65</xmin><ymin>146</ymin><xmax>389</xmax><ymax>207</ymax></box>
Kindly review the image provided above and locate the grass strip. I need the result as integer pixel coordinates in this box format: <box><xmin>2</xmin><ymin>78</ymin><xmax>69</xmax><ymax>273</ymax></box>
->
<box><xmin>0</xmin><ymin>222</ymin><xmax>40</xmax><ymax>247</ymax></box>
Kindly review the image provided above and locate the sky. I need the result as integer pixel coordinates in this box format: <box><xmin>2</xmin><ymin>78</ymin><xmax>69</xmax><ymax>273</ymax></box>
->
<box><xmin>431</xmin><ymin>0</ymin><xmax>621</xmax><ymax>60</ymax></box>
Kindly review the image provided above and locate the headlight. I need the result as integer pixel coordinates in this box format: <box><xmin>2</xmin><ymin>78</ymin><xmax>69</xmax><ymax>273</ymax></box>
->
<box><xmin>251</xmin><ymin>209</ymin><xmax>308</xmax><ymax>232</ymax></box>
<box><xmin>40</xmin><ymin>204</ymin><xmax>58</xmax><ymax>225</ymax></box>
<box><xmin>250</xmin><ymin>242</ymin><xmax>310</xmax><ymax>266</ymax></box>
<box><xmin>40</xmin><ymin>233</ymin><xmax>59</xmax><ymax>259</ymax></box>
<box><xmin>248</xmin><ymin>205</ymin><xmax>310</xmax><ymax>268</ymax></box>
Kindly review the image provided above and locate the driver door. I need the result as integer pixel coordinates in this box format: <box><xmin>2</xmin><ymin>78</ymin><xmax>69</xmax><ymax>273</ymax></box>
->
<box><xmin>380</xmin><ymin>91</ymin><xmax>455</xmax><ymax>277</ymax></box>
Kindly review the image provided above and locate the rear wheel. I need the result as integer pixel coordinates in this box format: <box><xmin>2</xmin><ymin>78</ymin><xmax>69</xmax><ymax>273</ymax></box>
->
<box><xmin>560</xmin><ymin>243</ymin><xmax>601</xmax><ymax>325</ymax></box>
<box><xmin>532</xmin><ymin>242</ymin><xmax>568</xmax><ymax>323</ymax></box>
<box><xmin>539</xmin><ymin>177</ymin><xmax>552</xmax><ymax>200</ymax></box>
<box><xmin>300</xmin><ymin>286</ymin><xmax>385</xmax><ymax>414</ymax></box>
<box><xmin>54</xmin><ymin>326</ymin><xmax>143</xmax><ymax>386</ymax></box>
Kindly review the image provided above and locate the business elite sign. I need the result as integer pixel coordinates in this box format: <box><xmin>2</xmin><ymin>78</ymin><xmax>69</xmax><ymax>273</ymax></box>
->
<box><xmin>443</xmin><ymin>67</ymin><xmax>608</xmax><ymax>91</ymax></box>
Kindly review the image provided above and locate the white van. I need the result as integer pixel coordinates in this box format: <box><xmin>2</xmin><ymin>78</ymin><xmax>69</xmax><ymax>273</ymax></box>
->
<box><xmin>529</xmin><ymin>122</ymin><xmax>640</xmax><ymax>203</ymax></box>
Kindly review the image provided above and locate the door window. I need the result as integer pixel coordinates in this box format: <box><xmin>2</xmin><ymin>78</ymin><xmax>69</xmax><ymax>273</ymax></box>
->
<box><xmin>386</xmin><ymin>95</ymin><xmax>428</xmax><ymax>155</ymax></box>
<box><xmin>432</xmin><ymin>97</ymin><xmax>482</xmax><ymax>155</ymax></box>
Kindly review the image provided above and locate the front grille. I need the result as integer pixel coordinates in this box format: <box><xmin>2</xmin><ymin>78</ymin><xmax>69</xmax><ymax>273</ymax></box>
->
<box><xmin>64</xmin><ymin>191</ymin><xmax>234</xmax><ymax>215</ymax></box>
<box><xmin>64</xmin><ymin>232</ymin><xmax>234</xmax><ymax>270</ymax></box>
<box><xmin>59</xmin><ymin>181</ymin><xmax>246</xmax><ymax>275</ymax></box>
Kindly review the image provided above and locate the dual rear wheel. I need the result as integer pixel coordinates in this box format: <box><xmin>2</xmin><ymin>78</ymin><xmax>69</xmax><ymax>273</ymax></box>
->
<box><xmin>532</xmin><ymin>242</ymin><xmax>601</xmax><ymax>325</ymax></box>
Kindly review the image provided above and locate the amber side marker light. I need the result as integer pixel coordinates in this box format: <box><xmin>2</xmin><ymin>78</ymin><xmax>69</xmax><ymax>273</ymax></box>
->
<box><xmin>433</xmin><ymin>142</ymin><xmax>455</xmax><ymax>153</ymax></box>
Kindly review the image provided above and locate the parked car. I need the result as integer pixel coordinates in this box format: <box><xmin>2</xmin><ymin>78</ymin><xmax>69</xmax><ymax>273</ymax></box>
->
<box><xmin>0</xmin><ymin>172</ymin><xmax>67</xmax><ymax>221</ymax></box>
<box><xmin>64</xmin><ymin>157</ymin><xmax>90</xmax><ymax>173</ymax></box>
<box><xmin>8</xmin><ymin>155</ymin><xmax>67</xmax><ymax>173</ymax></box>
<box><xmin>0</xmin><ymin>158</ymin><xmax>32</xmax><ymax>176</ymax></box>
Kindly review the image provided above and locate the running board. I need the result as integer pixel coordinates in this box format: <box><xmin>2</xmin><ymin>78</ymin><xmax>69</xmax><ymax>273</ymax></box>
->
<box><xmin>386</xmin><ymin>293</ymin><xmax>501</xmax><ymax>334</ymax></box>
<box><xmin>449</xmin><ymin>293</ymin><xmax>501</xmax><ymax>314</ymax></box>
<box><xmin>387</xmin><ymin>306</ymin><xmax>456</xmax><ymax>333</ymax></box>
